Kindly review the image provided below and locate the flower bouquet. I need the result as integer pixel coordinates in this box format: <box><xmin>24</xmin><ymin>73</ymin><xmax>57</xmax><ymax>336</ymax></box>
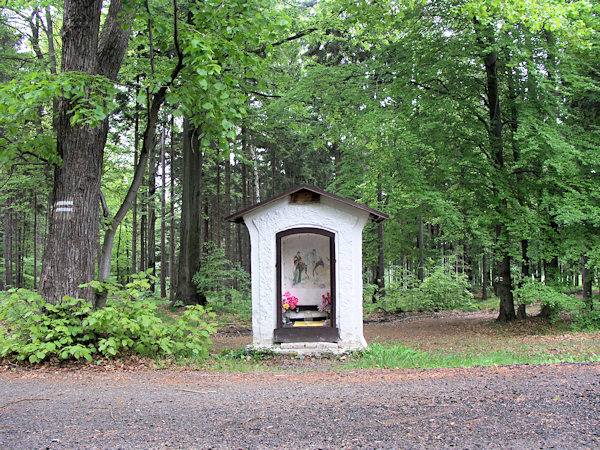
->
<box><xmin>318</xmin><ymin>291</ymin><xmax>331</xmax><ymax>314</ymax></box>
<box><xmin>281</xmin><ymin>292</ymin><xmax>299</xmax><ymax>326</ymax></box>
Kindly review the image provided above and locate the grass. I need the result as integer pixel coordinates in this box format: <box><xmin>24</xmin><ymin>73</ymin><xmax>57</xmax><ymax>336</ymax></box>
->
<box><xmin>343</xmin><ymin>342</ymin><xmax>600</xmax><ymax>370</ymax></box>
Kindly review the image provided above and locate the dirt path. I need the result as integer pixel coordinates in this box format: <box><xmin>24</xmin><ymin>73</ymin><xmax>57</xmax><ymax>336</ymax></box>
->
<box><xmin>0</xmin><ymin>362</ymin><xmax>599</xmax><ymax>448</ymax></box>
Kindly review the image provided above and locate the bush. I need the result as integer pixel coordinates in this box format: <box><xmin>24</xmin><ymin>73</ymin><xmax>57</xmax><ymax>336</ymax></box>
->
<box><xmin>0</xmin><ymin>288</ymin><xmax>216</xmax><ymax>363</ymax></box>
<box><xmin>408</xmin><ymin>266</ymin><xmax>474</xmax><ymax>311</ymax></box>
<box><xmin>573</xmin><ymin>309</ymin><xmax>600</xmax><ymax>331</ymax></box>
<box><xmin>363</xmin><ymin>285</ymin><xmax>408</xmax><ymax>314</ymax></box>
<box><xmin>512</xmin><ymin>280</ymin><xmax>583</xmax><ymax>322</ymax></box>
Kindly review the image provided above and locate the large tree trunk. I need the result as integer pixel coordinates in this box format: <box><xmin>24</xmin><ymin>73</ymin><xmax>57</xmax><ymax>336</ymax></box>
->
<box><xmin>482</xmin><ymin>39</ymin><xmax>515</xmax><ymax>322</ymax></box>
<box><xmin>39</xmin><ymin>0</ymin><xmax>132</xmax><ymax>304</ymax></box>
<box><xmin>175</xmin><ymin>117</ymin><xmax>207</xmax><ymax>306</ymax></box>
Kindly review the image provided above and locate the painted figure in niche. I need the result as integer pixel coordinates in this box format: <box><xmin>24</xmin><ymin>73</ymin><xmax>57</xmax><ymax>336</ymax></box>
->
<box><xmin>293</xmin><ymin>251</ymin><xmax>304</xmax><ymax>285</ymax></box>
<box><xmin>306</xmin><ymin>249</ymin><xmax>316</xmax><ymax>278</ymax></box>
<box><xmin>313</xmin><ymin>257</ymin><xmax>324</xmax><ymax>277</ymax></box>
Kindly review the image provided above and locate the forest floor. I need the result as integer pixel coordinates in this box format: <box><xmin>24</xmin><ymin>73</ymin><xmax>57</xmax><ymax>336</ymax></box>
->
<box><xmin>210</xmin><ymin>307</ymin><xmax>600</xmax><ymax>370</ymax></box>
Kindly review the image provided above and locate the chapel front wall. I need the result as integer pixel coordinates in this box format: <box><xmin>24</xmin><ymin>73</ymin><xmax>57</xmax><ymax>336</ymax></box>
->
<box><xmin>244</xmin><ymin>196</ymin><xmax>369</xmax><ymax>349</ymax></box>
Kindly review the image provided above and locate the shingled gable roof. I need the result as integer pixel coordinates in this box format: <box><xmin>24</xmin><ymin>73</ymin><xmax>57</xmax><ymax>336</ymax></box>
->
<box><xmin>225</xmin><ymin>184</ymin><xmax>389</xmax><ymax>224</ymax></box>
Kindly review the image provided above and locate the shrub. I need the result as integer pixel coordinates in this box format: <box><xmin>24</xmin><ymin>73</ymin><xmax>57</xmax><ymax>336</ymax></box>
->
<box><xmin>408</xmin><ymin>266</ymin><xmax>474</xmax><ymax>311</ymax></box>
<box><xmin>512</xmin><ymin>280</ymin><xmax>583</xmax><ymax>322</ymax></box>
<box><xmin>573</xmin><ymin>309</ymin><xmax>600</xmax><ymax>331</ymax></box>
<box><xmin>0</xmin><ymin>288</ymin><xmax>216</xmax><ymax>363</ymax></box>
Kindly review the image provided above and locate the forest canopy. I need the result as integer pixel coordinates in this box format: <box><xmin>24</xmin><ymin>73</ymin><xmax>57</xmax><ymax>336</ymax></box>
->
<box><xmin>0</xmin><ymin>0</ymin><xmax>599</xmax><ymax>325</ymax></box>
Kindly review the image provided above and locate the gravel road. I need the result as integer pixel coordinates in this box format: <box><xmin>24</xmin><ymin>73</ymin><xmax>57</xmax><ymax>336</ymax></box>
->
<box><xmin>1</xmin><ymin>362</ymin><xmax>598</xmax><ymax>449</ymax></box>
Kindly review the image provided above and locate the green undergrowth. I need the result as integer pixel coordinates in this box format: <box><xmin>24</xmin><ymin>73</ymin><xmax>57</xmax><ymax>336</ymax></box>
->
<box><xmin>343</xmin><ymin>342</ymin><xmax>600</xmax><ymax>370</ymax></box>
<box><xmin>0</xmin><ymin>288</ymin><xmax>216</xmax><ymax>364</ymax></box>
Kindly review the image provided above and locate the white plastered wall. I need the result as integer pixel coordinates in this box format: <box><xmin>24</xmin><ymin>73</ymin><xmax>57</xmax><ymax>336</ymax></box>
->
<box><xmin>244</xmin><ymin>195</ymin><xmax>369</xmax><ymax>351</ymax></box>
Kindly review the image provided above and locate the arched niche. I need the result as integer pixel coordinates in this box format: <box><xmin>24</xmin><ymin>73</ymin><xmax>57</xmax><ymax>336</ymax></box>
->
<box><xmin>274</xmin><ymin>228</ymin><xmax>338</xmax><ymax>343</ymax></box>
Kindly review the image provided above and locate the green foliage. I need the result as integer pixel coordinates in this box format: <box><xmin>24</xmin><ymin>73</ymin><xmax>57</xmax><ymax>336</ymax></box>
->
<box><xmin>408</xmin><ymin>266</ymin><xmax>474</xmax><ymax>312</ymax></box>
<box><xmin>573</xmin><ymin>309</ymin><xmax>600</xmax><ymax>331</ymax></box>
<box><xmin>0</xmin><ymin>289</ymin><xmax>216</xmax><ymax>363</ymax></box>
<box><xmin>363</xmin><ymin>283</ymin><xmax>408</xmax><ymax>315</ymax></box>
<box><xmin>83</xmin><ymin>270</ymin><xmax>158</xmax><ymax>301</ymax></box>
<box><xmin>512</xmin><ymin>279</ymin><xmax>583</xmax><ymax>321</ymax></box>
<box><xmin>192</xmin><ymin>243</ymin><xmax>251</xmax><ymax>318</ymax></box>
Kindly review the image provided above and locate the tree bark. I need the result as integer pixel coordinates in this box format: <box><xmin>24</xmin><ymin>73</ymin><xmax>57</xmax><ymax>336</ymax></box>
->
<box><xmin>4</xmin><ymin>197</ymin><xmax>13</xmax><ymax>288</ymax></box>
<box><xmin>39</xmin><ymin>0</ymin><xmax>132</xmax><ymax>304</ymax></box>
<box><xmin>147</xmin><ymin>139</ymin><xmax>157</xmax><ymax>290</ymax></box>
<box><xmin>169</xmin><ymin>118</ymin><xmax>177</xmax><ymax>303</ymax></box>
<box><xmin>216</xmin><ymin>155</ymin><xmax>221</xmax><ymax>248</ymax></box>
<box><xmin>160</xmin><ymin>126</ymin><xmax>167</xmax><ymax>298</ymax></box>
<box><xmin>417</xmin><ymin>215</ymin><xmax>425</xmax><ymax>283</ymax></box>
<box><xmin>481</xmin><ymin>33</ymin><xmax>515</xmax><ymax>322</ymax></box>
<box><xmin>517</xmin><ymin>239</ymin><xmax>529</xmax><ymax>319</ymax></box>
<box><xmin>581</xmin><ymin>254</ymin><xmax>593</xmax><ymax>310</ymax></box>
<box><xmin>224</xmin><ymin>152</ymin><xmax>231</xmax><ymax>262</ymax></box>
<box><xmin>33</xmin><ymin>194</ymin><xmax>38</xmax><ymax>289</ymax></box>
<box><xmin>175</xmin><ymin>117</ymin><xmax>207</xmax><ymax>306</ymax></box>
<box><xmin>482</xmin><ymin>253</ymin><xmax>488</xmax><ymax>300</ymax></box>
<box><xmin>374</xmin><ymin>179</ymin><xmax>385</xmax><ymax>299</ymax></box>
<box><xmin>132</xmin><ymin>81</ymin><xmax>139</xmax><ymax>277</ymax></box>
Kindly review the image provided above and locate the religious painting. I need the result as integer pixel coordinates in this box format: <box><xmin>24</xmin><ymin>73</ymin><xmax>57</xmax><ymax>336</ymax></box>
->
<box><xmin>279</xmin><ymin>231</ymin><xmax>333</xmax><ymax>328</ymax></box>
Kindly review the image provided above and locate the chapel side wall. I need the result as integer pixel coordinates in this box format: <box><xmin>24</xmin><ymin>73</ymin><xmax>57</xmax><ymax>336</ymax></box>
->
<box><xmin>336</xmin><ymin>211</ymin><xmax>369</xmax><ymax>347</ymax></box>
<box><xmin>244</xmin><ymin>196</ymin><xmax>370</xmax><ymax>348</ymax></box>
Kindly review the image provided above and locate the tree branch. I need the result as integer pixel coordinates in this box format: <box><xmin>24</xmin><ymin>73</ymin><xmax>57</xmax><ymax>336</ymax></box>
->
<box><xmin>99</xmin><ymin>190</ymin><xmax>111</xmax><ymax>218</ymax></box>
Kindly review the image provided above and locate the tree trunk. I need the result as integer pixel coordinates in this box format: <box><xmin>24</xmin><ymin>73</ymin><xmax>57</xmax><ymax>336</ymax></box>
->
<box><xmin>496</xmin><ymin>253</ymin><xmax>515</xmax><ymax>322</ymax></box>
<box><xmin>39</xmin><ymin>0</ymin><xmax>132</xmax><ymax>304</ymax></box>
<box><xmin>4</xmin><ymin>197</ymin><xmax>13</xmax><ymax>288</ymax></box>
<box><xmin>249</xmin><ymin>144</ymin><xmax>261</xmax><ymax>203</ymax></box>
<box><xmin>482</xmin><ymin>253</ymin><xmax>488</xmax><ymax>300</ymax></box>
<box><xmin>132</xmin><ymin>81</ymin><xmax>139</xmax><ymax>277</ymax></box>
<box><xmin>140</xmin><ymin>184</ymin><xmax>147</xmax><ymax>272</ymax></box>
<box><xmin>169</xmin><ymin>118</ymin><xmax>177</xmax><ymax>303</ymax></box>
<box><xmin>215</xmin><ymin>155</ymin><xmax>221</xmax><ymax>248</ymax></box>
<box><xmin>175</xmin><ymin>117</ymin><xmax>207</xmax><ymax>306</ymax></box>
<box><xmin>224</xmin><ymin>152</ymin><xmax>231</xmax><ymax>262</ymax></box>
<box><xmin>517</xmin><ymin>239</ymin><xmax>529</xmax><ymax>319</ymax></box>
<box><xmin>581</xmin><ymin>254</ymin><xmax>593</xmax><ymax>310</ymax></box>
<box><xmin>481</xmin><ymin>34</ymin><xmax>515</xmax><ymax>321</ymax></box>
<box><xmin>374</xmin><ymin>179</ymin><xmax>385</xmax><ymax>299</ymax></box>
<box><xmin>540</xmin><ymin>256</ymin><xmax>559</xmax><ymax>318</ymax></box>
<box><xmin>417</xmin><ymin>215</ymin><xmax>425</xmax><ymax>283</ymax></box>
<box><xmin>147</xmin><ymin>141</ymin><xmax>157</xmax><ymax>291</ymax></box>
<box><xmin>33</xmin><ymin>194</ymin><xmax>38</xmax><ymax>289</ymax></box>
<box><xmin>160</xmin><ymin>126</ymin><xmax>167</xmax><ymax>298</ymax></box>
